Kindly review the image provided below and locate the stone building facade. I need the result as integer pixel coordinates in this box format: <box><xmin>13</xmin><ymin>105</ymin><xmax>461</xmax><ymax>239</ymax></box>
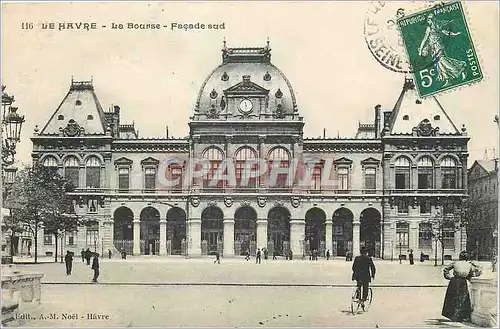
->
<box><xmin>467</xmin><ymin>159</ymin><xmax>498</xmax><ymax>260</ymax></box>
<box><xmin>30</xmin><ymin>44</ymin><xmax>469</xmax><ymax>260</ymax></box>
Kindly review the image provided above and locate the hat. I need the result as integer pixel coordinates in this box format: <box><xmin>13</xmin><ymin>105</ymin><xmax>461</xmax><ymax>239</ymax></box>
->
<box><xmin>459</xmin><ymin>251</ymin><xmax>469</xmax><ymax>261</ymax></box>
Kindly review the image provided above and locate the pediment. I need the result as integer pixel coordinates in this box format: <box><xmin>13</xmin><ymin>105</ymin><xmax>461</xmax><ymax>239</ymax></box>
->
<box><xmin>224</xmin><ymin>79</ymin><xmax>269</xmax><ymax>96</ymax></box>
<box><xmin>361</xmin><ymin>157</ymin><xmax>381</xmax><ymax>166</ymax></box>
<box><xmin>114</xmin><ymin>157</ymin><xmax>133</xmax><ymax>166</ymax></box>
<box><xmin>333</xmin><ymin>157</ymin><xmax>353</xmax><ymax>166</ymax></box>
<box><xmin>140</xmin><ymin>157</ymin><xmax>159</xmax><ymax>166</ymax></box>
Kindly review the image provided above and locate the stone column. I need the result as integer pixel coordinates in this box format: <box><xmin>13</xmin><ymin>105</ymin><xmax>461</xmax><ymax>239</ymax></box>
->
<box><xmin>159</xmin><ymin>219</ymin><xmax>167</xmax><ymax>256</ymax></box>
<box><xmin>133</xmin><ymin>219</ymin><xmax>141</xmax><ymax>256</ymax></box>
<box><xmin>223</xmin><ymin>219</ymin><xmax>235</xmax><ymax>257</ymax></box>
<box><xmin>258</xmin><ymin>135</ymin><xmax>266</xmax><ymax>188</ymax></box>
<box><xmin>325</xmin><ymin>219</ymin><xmax>333</xmax><ymax>256</ymax></box>
<box><xmin>188</xmin><ymin>219</ymin><xmax>202</xmax><ymax>257</ymax></box>
<box><xmin>256</xmin><ymin>219</ymin><xmax>268</xmax><ymax>250</ymax></box>
<box><xmin>352</xmin><ymin>221</ymin><xmax>360</xmax><ymax>257</ymax></box>
<box><xmin>290</xmin><ymin>220</ymin><xmax>305</xmax><ymax>257</ymax></box>
<box><xmin>454</xmin><ymin>226</ymin><xmax>462</xmax><ymax>259</ymax></box>
<box><xmin>410</xmin><ymin>221</ymin><xmax>419</xmax><ymax>251</ymax></box>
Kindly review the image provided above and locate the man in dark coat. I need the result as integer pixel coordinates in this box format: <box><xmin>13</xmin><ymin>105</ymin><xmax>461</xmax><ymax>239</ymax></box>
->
<box><xmin>256</xmin><ymin>249</ymin><xmax>261</xmax><ymax>264</ymax></box>
<box><xmin>81</xmin><ymin>248</ymin><xmax>85</xmax><ymax>263</ymax></box>
<box><xmin>64</xmin><ymin>251</ymin><xmax>74</xmax><ymax>275</ymax></box>
<box><xmin>352</xmin><ymin>247</ymin><xmax>376</xmax><ymax>303</ymax></box>
<box><xmin>91</xmin><ymin>253</ymin><xmax>100</xmax><ymax>283</ymax></box>
<box><xmin>85</xmin><ymin>248</ymin><xmax>91</xmax><ymax>265</ymax></box>
<box><xmin>409</xmin><ymin>249</ymin><xmax>414</xmax><ymax>265</ymax></box>
<box><xmin>214</xmin><ymin>251</ymin><xmax>220</xmax><ymax>264</ymax></box>
<box><xmin>326</xmin><ymin>249</ymin><xmax>331</xmax><ymax>261</ymax></box>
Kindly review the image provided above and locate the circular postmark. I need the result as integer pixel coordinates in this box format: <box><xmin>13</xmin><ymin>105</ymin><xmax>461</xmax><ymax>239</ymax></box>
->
<box><xmin>364</xmin><ymin>1</ymin><xmax>435</xmax><ymax>73</ymax></box>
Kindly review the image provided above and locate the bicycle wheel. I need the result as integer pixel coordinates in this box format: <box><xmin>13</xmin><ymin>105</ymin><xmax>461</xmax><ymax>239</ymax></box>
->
<box><xmin>362</xmin><ymin>288</ymin><xmax>373</xmax><ymax>312</ymax></box>
<box><xmin>350</xmin><ymin>287</ymin><xmax>361</xmax><ymax>315</ymax></box>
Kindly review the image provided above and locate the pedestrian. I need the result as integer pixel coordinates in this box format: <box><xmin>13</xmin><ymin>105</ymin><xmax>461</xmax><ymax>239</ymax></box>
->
<box><xmin>121</xmin><ymin>249</ymin><xmax>127</xmax><ymax>259</ymax></box>
<box><xmin>289</xmin><ymin>249</ymin><xmax>293</xmax><ymax>260</ymax></box>
<box><xmin>256</xmin><ymin>248</ymin><xmax>261</xmax><ymax>264</ymax></box>
<box><xmin>245</xmin><ymin>249</ymin><xmax>250</xmax><ymax>261</ymax></box>
<box><xmin>263</xmin><ymin>248</ymin><xmax>268</xmax><ymax>260</ymax></box>
<box><xmin>420</xmin><ymin>251</ymin><xmax>425</xmax><ymax>262</ymax></box>
<box><xmin>64</xmin><ymin>250</ymin><xmax>74</xmax><ymax>275</ymax></box>
<box><xmin>214</xmin><ymin>251</ymin><xmax>220</xmax><ymax>264</ymax></box>
<box><xmin>409</xmin><ymin>249</ymin><xmax>414</xmax><ymax>265</ymax></box>
<box><xmin>309</xmin><ymin>250</ymin><xmax>312</xmax><ymax>261</ymax></box>
<box><xmin>81</xmin><ymin>248</ymin><xmax>85</xmax><ymax>263</ymax></box>
<box><xmin>91</xmin><ymin>253</ymin><xmax>100</xmax><ymax>283</ymax></box>
<box><xmin>326</xmin><ymin>249</ymin><xmax>331</xmax><ymax>261</ymax></box>
<box><xmin>441</xmin><ymin>251</ymin><xmax>482</xmax><ymax>322</ymax></box>
<box><xmin>85</xmin><ymin>248</ymin><xmax>91</xmax><ymax>265</ymax></box>
<box><xmin>272</xmin><ymin>250</ymin><xmax>277</xmax><ymax>260</ymax></box>
<box><xmin>108</xmin><ymin>249</ymin><xmax>112</xmax><ymax>259</ymax></box>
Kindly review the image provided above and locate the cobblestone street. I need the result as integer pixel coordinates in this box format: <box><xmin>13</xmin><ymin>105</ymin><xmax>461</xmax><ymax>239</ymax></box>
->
<box><xmin>10</xmin><ymin>257</ymin><xmax>481</xmax><ymax>327</ymax></box>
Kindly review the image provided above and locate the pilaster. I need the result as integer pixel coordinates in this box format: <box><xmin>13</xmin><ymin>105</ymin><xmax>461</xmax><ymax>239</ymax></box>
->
<box><xmin>133</xmin><ymin>219</ymin><xmax>140</xmax><ymax>256</ymax></box>
<box><xmin>159</xmin><ymin>219</ymin><xmax>167</xmax><ymax>256</ymax></box>
<box><xmin>352</xmin><ymin>221</ymin><xmax>360</xmax><ymax>257</ymax></box>
<box><xmin>325</xmin><ymin>220</ymin><xmax>333</xmax><ymax>256</ymax></box>
<box><xmin>290</xmin><ymin>220</ymin><xmax>305</xmax><ymax>257</ymax></box>
<box><xmin>188</xmin><ymin>219</ymin><xmax>202</xmax><ymax>257</ymax></box>
<box><xmin>223</xmin><ymin>219</ymin><xmax>235</xmax><ymax>257</ymax></box>
<box><xmin>256</xmin><ymin>219</ymin><xmax>268</xmax><ymax>250</ymax></box>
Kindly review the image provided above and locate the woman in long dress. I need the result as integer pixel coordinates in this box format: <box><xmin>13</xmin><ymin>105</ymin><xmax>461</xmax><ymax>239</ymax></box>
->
<box><xmin>418</xmin><ymin>13</ymin><xmax>466</xmax><ymax>83</ymax></box>
<box><xmin>441</xmin><ymin>251</ymin><xmax>482</xmax><ymax>322</ymax></box>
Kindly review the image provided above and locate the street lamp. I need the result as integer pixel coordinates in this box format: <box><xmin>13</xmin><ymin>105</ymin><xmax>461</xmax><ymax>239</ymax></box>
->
<box><xmin>1</xmin><ymin>86</ymin><xmax>25</xmax><ymax>167</ymax></box>
<box><xmin>399</xmin><ymin>237</ymin><xmax>402</xmax><ymax>264</ymax></box>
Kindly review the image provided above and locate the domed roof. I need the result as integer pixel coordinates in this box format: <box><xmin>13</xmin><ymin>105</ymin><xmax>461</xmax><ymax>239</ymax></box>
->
<box><xmin>195</xmin><ymin>44</ymin><xmax>298</xmax><ymax>118</ymax></box>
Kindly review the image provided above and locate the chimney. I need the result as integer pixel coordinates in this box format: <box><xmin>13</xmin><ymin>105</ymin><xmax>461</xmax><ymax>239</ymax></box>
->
<box><xmin>374</xmin><ymin>105</ymin><xmax>381</xmax><ymax>139</ymax></box>
<box><xmin>323</xmin><ymin>128</ymin><xmax>326</xmax><ymax>139</ymax></box>
<box><xmin>166</xmin><ymin>125</ymin><xmax>169</xmax><ymax>139</ymax></box>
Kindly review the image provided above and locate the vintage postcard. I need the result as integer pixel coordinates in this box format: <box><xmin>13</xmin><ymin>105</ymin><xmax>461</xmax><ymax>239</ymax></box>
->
<box><xmin>1</xmin><ymin>1</ymin><xmax>498</xmax><ymax>328</ymax></box>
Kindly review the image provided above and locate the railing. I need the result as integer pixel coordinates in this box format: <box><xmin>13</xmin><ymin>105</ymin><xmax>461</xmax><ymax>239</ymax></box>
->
<box><xmin>70</xmin><ymin>187</ymin><xmax>468</xmax><ymax>197</ymax></box>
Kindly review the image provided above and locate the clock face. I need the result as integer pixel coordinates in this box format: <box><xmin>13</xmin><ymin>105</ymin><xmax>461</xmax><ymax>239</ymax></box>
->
<box><xmin>239</xmin><ymin>99</ymin><xmax>253</xmax><ymax>113</ymax></box>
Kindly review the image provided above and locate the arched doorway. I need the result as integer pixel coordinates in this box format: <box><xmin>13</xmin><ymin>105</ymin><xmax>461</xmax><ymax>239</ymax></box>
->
<box><xmin>267</xmin><ymin>206</ymin><xmax>290</xmax><ymax>256</ymax></box>
<box><xmin>140</xmin><ymin>207</ymin><xmax>160</xmax><ymax>255</ymax></box>
<box><xmin>166</xmin><ymin>207</ymin><xmax>187</xmax><ymax>255</ymax></box>
<box><xmin>234</xmin><ymin>206</ymin><xmax>257</xmax><ymax>256</ymax></box>
<box><xmin>332</xmin><ymin>208</ymin><xmax>353</xmax><ymax>257</ymax></box>
<box><xmin>201</xmin><ymin>206</ymin><xmax>224</xmax><ymax>255</ymax></box>
<box><xmin>360</xmin><ymin>208</ymin><xmax>381</xmax><ymax>257</ymax></box>
<box><xmin>113</xmin><ymin>207</ymin><xmax>134</xmax><ymax>254</ymax></box>
<box><xmin>305</xmin><ymin>208</ymin><xmax>326</xmax><ymax>256</ymax></box>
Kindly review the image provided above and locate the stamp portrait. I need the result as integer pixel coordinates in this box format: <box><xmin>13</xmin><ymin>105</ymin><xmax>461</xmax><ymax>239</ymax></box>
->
<box><xmin>397</xmin><ymin>1</ymin><xmax>483</xmax><ymax>97</ymax></box>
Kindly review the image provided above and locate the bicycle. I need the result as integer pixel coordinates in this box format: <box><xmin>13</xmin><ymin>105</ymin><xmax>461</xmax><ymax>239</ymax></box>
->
<box><xmin>350</xmin><ymin>285</ymin><xmax>373</xmax><ymax>315</ymax></box>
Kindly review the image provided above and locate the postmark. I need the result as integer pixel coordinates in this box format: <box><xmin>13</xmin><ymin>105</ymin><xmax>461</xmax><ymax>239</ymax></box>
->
<box><xmin>397</xmin><ymin>1</ymin><xmax>483</xmax><ymax>97</ymax></box>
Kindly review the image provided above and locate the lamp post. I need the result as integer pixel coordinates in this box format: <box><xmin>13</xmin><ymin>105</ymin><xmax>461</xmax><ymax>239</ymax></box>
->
<box><xmin>399</xmin><ymin>238</ymin><xmax>402</xmax><ymax>264</ymax></box>
<box><xmin>1</xmin><ymin>86</ymin><xmax>25</xmax><ymax>167</ymax></box>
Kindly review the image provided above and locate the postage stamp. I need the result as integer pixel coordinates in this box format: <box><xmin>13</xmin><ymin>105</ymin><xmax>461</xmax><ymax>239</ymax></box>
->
<box><xmin>397</xmin><ymin>1</ymin><xmax>483</xmax><ymax>98</ymax></box>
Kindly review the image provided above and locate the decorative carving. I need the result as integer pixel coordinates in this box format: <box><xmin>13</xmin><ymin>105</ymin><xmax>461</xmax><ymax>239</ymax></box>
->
<box><xmin>190</xmin><ymin>197</ymin><xmax>200</xmax><ymax>207</ymax></box>
<box><xmin>224</xmin><ymin>197</ymin><xmax>233</xmax><ymax>207</ymax></box>
<box><xmin>416</xmin><ymin>119</ymin><xmax>436</xmax><ymax>137</ymax></box>
<box><xmin>274</xmin><ymin>200</ymin><xmax>284</xmax><ymax>208</ymax></box>
<box><xmin>221</xmin><ymin>72</ymin><xmax>229</xmax><ymax>81</ymax></box>
<box><xmin>210</xmin><ymin>89</ymin><xmax>218</xmax><ymax>99</ymax></box>
<box><xmin>274</xmin><ymin>104</ymin><xmax>285</xmax><ymax>118</ymax></box>
<box><xmin>60</xmin><ymin>120</ymin><xmax>84</xmax><ymax>137</ymax></box>
<box><xmin>240</xmin><ymin>200</ymin><xmax>251</xmax><ymax>207</ymax></box>
<box><xmin>275</xmin><ymin>88</ymin><xmax>283</xmax><ymax>98</ymax></box>
<box><xmin>257</xmin><ymin>196</ymin><xmax>266</xmax><ymax>208</ymax></box>
<box><xmin>291</xmin><ymin>196</ymin><xmax>300</xmax><ymax>208</ymax></box>
<box><xmin>263</xmin><ymin>71</ymin><xmax>271</xmax><ymax>81</ymax></box>
<box><xmin>207</xmin><ymin>200</ymin><xmax>217</xmax><ymax>207</ymax></box>
<box><xmin>207</xmin><ymin>104</ymin><xmax>219</xmax><ymax>119</ymax></box>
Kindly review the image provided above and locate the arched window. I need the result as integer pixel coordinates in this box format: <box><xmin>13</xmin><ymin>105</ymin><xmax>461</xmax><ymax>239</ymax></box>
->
<box><xmin>203</xmin><ymin>147</ymin><xmax>224</xmax><ymax>189</ymax></box>
<box><xmin>85</xmin><ymin>156</ymin><xmax>101</xmax><ymax>188</ymax></box>
<box><xmin>394</xmin><ymin>156</ymin><xmax>411</xmax><ymax>189</ymax></box>
<box><xmin>268</xmin><ymin>147</ymin><xmax>290</xmax><ymax>189</ymax></box>
<box><xmin>235</xmin><ymin>147</ymin><xmax>257</xmax><ymax>188</ymax></box>
<box><xmin>441</xmin><ymin>157</ymin><xmax>458</xmax><ymax>189</ymax></box>
<box><xmin>417</xmin><ymin>156</ymin><xmax>434</xmax><ymax>189</ymax></box>
<box><xmin>64</xmin><ymin>156</ymin><xmax>80</xmax><ymax>187</ymax></box>
<box><xmin>42</xmin><ymin>156</ymin><xmax>58</xmax><ymax>167</ymax></box>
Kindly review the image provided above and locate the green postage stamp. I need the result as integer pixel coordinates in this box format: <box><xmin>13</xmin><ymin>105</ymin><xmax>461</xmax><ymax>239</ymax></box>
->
<box><xmin>397</xmin><ymin>1</ymin><xmax>483</xmax><ymax>98</ymax></box>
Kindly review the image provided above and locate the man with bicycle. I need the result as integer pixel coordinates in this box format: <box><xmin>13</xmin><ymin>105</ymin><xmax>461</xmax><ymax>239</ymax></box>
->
<box><xmin>351</xmin><ymin>247</ymin><xmax>376</xmax><ymax>305</ymax></box>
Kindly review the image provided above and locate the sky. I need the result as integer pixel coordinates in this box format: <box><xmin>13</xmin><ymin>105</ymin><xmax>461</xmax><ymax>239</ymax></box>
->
<box><xmin>2</xmin><ymin>1</ymin><xmax>499</xmax><ymax>167</ymax></box>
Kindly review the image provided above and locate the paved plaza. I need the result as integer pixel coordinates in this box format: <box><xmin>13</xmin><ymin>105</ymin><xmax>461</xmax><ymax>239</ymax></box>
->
<box><xmin>10</xmin><ymin>257</ymin><xmax>480</xmax><ymax>327</ymax></box>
